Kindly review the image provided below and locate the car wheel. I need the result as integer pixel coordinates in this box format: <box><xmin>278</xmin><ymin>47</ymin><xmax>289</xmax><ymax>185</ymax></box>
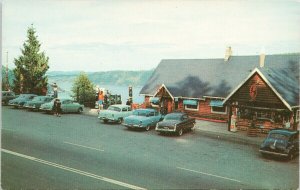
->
<box><xmin>177</xmin><ymin>128</ymin><xmax>183</xmax><ymax>136</ymax></box>
<box><xmin>159</xmin><ymin>131</ymin><xmax>165</xmax><ymax>135</ymax></box>
<box><xmin>145</xmin><ymin>125</ymin><xmax>151</xmax><ymax>131</ymax></box>
<box><xmin>78</xmin><ymin>107</ymin><xmax>83</xmax><ymax>113</ymax></box>
<box><xmin>103</xmin><ymin>119</ymin><xmax>108</xmax><ymax>123</ymax></box>
<box><xmin>118</xmin><ymin>118</ymin><xmax>123</xmax><ymax>124</ymax></box>
<box><xmin>288</xmin><ymin>152</ymin><xmax>294</xmax><ymax>160</ymax></box>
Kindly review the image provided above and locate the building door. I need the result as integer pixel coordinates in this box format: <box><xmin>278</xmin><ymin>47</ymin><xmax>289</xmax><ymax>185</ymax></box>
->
<box><xmin>167</xmin><ymin>99</ymin><xmax>172</xmax><ymax>113</ymax></box>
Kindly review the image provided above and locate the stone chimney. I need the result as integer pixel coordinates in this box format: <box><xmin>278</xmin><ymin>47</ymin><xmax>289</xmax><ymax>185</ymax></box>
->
<box><xmin>224</xmin><ymin>46</ymin><xmax>232</xmax><ymax>62</ymax></box>
<box><xmin>259</xmin><ymin>47</ymin><xmax>265</xmax><ymax>68</ymax></box>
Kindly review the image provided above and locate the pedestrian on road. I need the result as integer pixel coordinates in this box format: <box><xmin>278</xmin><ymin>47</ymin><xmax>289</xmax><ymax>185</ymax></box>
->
<box><xmin>53</xmin><ymin>98</ymin><xmax>62</xmax><ymax>117</ymax></box>
<box><xmin>56</xmin><ymin>99</ymin><xmax>62</xmax><ymax>117</ymax></box>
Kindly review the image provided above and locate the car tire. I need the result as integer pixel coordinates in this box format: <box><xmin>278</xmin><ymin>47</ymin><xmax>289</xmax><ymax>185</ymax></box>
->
<box><xmin>103</xmin><ymin>119</ymin><xmax>108</xmax><ymax>123</ymax></box>
<box><xmin>159</xmin><ymin>131</ymin><xmax>165</xmax><ymax>135</ymax></box>
<box><xmin>177</xmin><ymin>128</ymin><xmax>183</xmax><ymax>136</ymax></box>
<box><xmin>145</xmin><ymin>125</ymin><xmax>151</xmax><ymax>131</ymax></box>
<box><xmin>118</xmin><ymin>118</ymin><xmax>123</xmax><ymax>124</ymax></box>
<box><xmin>78</xmin><ymin>107</ymin><xmax>83</xmax><ymax>113</ymax></box>
<box><xmin>288</xmin><ymin>152</ymin><xmax>294</xmax><ymax>160</ymax></box>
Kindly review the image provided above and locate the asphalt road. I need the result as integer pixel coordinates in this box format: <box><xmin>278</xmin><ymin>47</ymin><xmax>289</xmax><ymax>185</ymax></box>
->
<box><xmin>1</xmin><ymin>106</ymin><xmax>299</xmax><ymax>189</ymax></box>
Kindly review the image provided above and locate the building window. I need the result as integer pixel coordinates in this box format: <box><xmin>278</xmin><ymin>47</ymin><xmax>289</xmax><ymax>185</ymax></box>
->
<box><xmin>185</xmin><ymin>104</ymin><xmax>199</xmax><ymax>111</ymax></box>
<box><xmin>211</xmin><ymin>106</ymin><xmax>227</xmax><ymax>114</ymax></box>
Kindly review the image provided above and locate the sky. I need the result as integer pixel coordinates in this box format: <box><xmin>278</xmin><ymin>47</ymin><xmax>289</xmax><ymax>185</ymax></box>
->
<box><xmin>2</xmin><ymin>0</ymin><xmax>300</xmax><ymax>72</ymax></box>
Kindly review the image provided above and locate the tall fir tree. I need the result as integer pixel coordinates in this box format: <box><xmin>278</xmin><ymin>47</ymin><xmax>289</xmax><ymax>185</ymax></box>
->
<box><xmin>13</xmin><ymin>25</ymin><xmax>49</xmax><ymax>95</ymax></box>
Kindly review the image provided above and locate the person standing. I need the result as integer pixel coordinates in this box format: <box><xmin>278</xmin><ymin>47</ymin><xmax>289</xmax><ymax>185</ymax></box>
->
<box><xmin>126</xmin><ymin>99</ymin><xmax>131</xmax><ymax>106</ymax></box>
<box><xmin>98</xmin><ymin>89</ymin><xmax>104</xmax><ymax>111</ymax></box>
<box><xmin>53</xmin><ymin>98</ymin><xmax>62</xmax><ymax>117</ymax></box>
<box><xmin>56</xmin><ymin>99</ymin><xmax>62</xmax><ymax>117</ymax></box>
<box><xmin>52</xmin><ymin>83</ymin><xmax>58</xmax><ymax>98</ymax></box>
<box><xmin>53</xmin><ymin>99</ymin><xmax>58</xmax><ymax>116</ymax></box>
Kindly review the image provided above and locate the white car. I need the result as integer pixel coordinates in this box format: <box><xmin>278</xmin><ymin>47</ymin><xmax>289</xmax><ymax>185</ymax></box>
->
<box><xmin>98</xmin><ymin>105</ymin><xmax>132</xmax><ymax>123</ymax></box>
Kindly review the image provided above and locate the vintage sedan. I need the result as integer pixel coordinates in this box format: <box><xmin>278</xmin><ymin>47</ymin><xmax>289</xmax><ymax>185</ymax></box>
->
<box><xmin>8</xmin><ymin>94</ymin><xmax>37</xmax><ymax>108</ymax></box>
<box><xmin>2</xmin><ymin>91</ymin><xmax>16</xmax><ymax>105</ymax></box>
<box><xmin>123</xmin><ymin>109</ymin><xmax>163</xmax><ymax>131</ymax></box>
<box><xmin>259</xmin><ymin>129</ymin><xmax>299</xmax><ymax>160</ymax></box>
<box><xmin>24</xmin><ymin>96</ymin><xmax>54</xmax><ymax>111</ymax></box>
<box><xmin>40</xmin><ymin>98</ymin><xmax>84</xmax><ymax>114</ymax></box>
<box><xmin>155</xmin><ymin>112</ymin><xmax>196</xmax><ymax>136</ymax></box>
<box><xmin>98</xmin><ymin>105</ymin><xmax>132</xmax><ymax>123</ymax></box>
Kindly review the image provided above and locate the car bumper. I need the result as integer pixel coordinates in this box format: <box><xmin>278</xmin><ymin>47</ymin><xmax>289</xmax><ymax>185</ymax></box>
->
<box><xmin>40</xmin><ymin>108</ymin><xmax>52</xmax><ymax>112</ymax></box>
<box><xmin>123</xmin><ymin>123</ymin><xmax>144</xmax><ymax>128</ymax></box>
<box><xmin>155</xmin><ymin>127</ymin><xmax>176</xmax><ymax>132</ymax></box>
<box><xmin>98</xmin><ymin>117</ymin><xmax>118</xmax><ymax>122</ymax></box>
<box><xmin>26</xmin><ymin>105</ymin><xmax>38</xmax><ymax>109</ymax></box>
<box><xmin>259</xmin><ymin>150</ymin><xmax>288</xmax><ymax>157</ymax></box>
<box><xmin>8</xmin><ymin>103</ymin><xmax>17</xmax><ymax>106</ymax></box>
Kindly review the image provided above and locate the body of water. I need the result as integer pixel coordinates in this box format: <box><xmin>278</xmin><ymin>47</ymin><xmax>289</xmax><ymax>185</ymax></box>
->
<box><xmin>52</xmin><ymin>81</ymin><xmax>144</xmax><ymax>104</ymax></box>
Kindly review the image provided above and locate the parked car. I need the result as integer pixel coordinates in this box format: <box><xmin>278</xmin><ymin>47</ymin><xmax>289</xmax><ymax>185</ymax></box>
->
<box><xmin>24</xmin><ymin>96</ymin><xmax>54</xmax><ymax>111</ymax></box>
<box><xmin>98</xmin><ymin>105</ymin><xmax>132</xmax><ymax>123</ymax></box>
<box><xmin>259</xmin><ymin>129</ymin><xmax>299</xmax><ymax>160</ymax></box>
<box><xmin>155</xmin><ymin>112</ymin><xmax>196</xmax><ymax>136</ymax></box>
<box><xmin>40</xmin><ymin>98</ymin><xmax>84</xmax><ymax>114</ymax></box>
<box><xmin>8</xmin><ymin>94</ymin><xmax>37</xmax><ymax>108</ymax></box>
<box><xmin>123</xmin><ymin>109</ymin><xmax>163</xmax><ymax>131</ymax></box>
<box><xmin>1</xmin><ymin>91</ymin><xmax>16</xmax><ymax>105</ymax></box>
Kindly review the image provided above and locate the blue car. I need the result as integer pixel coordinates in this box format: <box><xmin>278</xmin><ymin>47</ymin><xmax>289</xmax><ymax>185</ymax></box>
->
<box><xmin>123</xmin><ymin>109</ymin><xmax>163</xmax><ymax>131</ymax></box>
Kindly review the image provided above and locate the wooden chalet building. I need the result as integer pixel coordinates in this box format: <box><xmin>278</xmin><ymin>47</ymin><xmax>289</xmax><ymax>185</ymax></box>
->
<box><xmin>140</xmin><ymin>52</ymin><xmax>300</xmax><ymax>131</ymax></box>
<box><xmin>223</xmin><ymin>64</ymin><xmax>299</xmax><ymax>131</ymax></box>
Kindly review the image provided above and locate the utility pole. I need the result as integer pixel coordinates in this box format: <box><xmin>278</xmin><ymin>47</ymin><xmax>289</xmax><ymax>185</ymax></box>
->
<box><xmin>6</xmin><ymin>51</ymin><xmax>10</xmax><ymax>91</ymax></box>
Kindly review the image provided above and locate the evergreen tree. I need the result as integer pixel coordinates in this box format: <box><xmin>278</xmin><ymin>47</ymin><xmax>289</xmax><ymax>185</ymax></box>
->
<box><xmin>13</xmin><ymin>25</ymin><xmax>49</xmax><ymax>95</ymax></box>
<box><xmin>72</xmin><ymin>73</ymin><xmax>95</xmax><ymax>106</ymax></box>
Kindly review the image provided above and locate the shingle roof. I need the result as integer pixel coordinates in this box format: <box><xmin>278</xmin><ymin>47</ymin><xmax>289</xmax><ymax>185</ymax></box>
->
<box><xmin>140</xmin><ymin>54</ymin><xmax>300</xmax><ymax>106</ymax></box>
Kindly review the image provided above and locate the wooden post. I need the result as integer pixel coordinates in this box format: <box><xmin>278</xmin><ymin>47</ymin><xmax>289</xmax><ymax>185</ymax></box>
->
<box><xmin>227</xmin><ymin>102</ymin><xmax>232</xmax><ymax>131</ymax></box>
<box><xmin>293</xmin><ymin>109</ymin><xmax>297</xmax><ymax>130</ymax></box>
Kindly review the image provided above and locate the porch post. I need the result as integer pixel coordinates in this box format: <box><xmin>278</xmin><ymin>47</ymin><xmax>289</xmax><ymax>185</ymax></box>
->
<box><xmin>227</xmin><ymin>102</ymin><xmax>232</xmax><ymax>131</ymax></box>
<box><xmin>293</xmin><ymin>109</ymin><xmax>297</xmax><ymax>130</ymax></box>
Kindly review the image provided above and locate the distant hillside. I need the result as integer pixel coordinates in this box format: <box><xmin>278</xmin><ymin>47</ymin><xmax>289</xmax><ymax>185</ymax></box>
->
<box><xmin>47</xmin><ymin>70</ymin><xmax>154</xmax><ymax>87</ymax></box>
<box><xmin>2</xmin><ymin>66</ymin><xmax>154</xmax><ymax>88</ymax></box>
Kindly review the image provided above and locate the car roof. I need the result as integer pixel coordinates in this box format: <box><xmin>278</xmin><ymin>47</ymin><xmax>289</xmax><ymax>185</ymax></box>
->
<box><xmin>34</xmin><ymin>95</ymin><xmax>52</xmax><ymax>98</ymax></box>
<box><xmin>59</xmin><ymin>98</ymin><xmax>74</xmax><ymax>101</ymax></box>
<box><xmin>109</xmin><ymin>104</ymin><xmax>129</xmax><ymax>108</ymax></box>
<box><xmin>19</xmin><ymin>94</ymin><xmax>37</xmax><ymax>96</ymax></box>
<box><xmin>269</xmin><ymin>129</ymin><xmax>299</xmax><ymax>136</ymax></box>
<box><xmin>134</xmin><ymin>108</ymin><xmax>157</xmax><ymax>112</ymax></box>
<box><xmin>166</xmin><ymin>112</ymin><xmax>185</xmax><ymax>116</ymax></box>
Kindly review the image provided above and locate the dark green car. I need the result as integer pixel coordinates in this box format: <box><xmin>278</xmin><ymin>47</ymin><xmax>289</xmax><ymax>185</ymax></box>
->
<box><xmin>1</xmin><ymin>91</ymin><xmax>16</xmax><ymax>105</ymax></box>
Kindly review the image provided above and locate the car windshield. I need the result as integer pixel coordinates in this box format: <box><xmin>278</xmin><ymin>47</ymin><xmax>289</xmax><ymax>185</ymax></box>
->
<box><xmin>133</xmin><ymin>110</ymin><xmax>148</xmax><ymax>116</ymax></box>
<box><xmin>18</xmin><ymin>94</ymin><xmax>27</xmax><ymax>98</ymax></box>
<box><xmin>164</xmin><ymin>114</ymin><xmax>181</xmax><ymax>120</ymax></box>
<box><xmin>269</xmin><ymin>133</ymin><xmax>290</xmax><ymax>141</ymax></box>
<box><xmin>108</xmin><ymin>106</ymin><xmax>121</xmax><ymax>112</ymax></box>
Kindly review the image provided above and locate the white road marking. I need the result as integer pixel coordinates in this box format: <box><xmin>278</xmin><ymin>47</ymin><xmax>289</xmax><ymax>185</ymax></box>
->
<box><xmin>1</xmin><ymin>148</ymin><xmax>146</xmax><ymax>190</ymax></box>
<box><xmin>63</xmin><ymin>141</ymin><xmax>104</xmax><ymax>152</ymax></box>
<box><xmin>177</xmin><ymin>167</ymin><xmax>242</xmax><ymax>183</ymax></box>
<box><xmin>1</xmin><ymin>128</ymin><xmax>15</xmax><ymax>132</ymax></box>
